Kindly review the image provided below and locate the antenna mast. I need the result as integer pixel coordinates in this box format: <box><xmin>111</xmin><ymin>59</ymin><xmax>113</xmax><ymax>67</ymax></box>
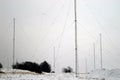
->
<box><xmin>93</xmin><ymin>43</ymin><xmax>96</xmax><ymax>70</ymax></box>
<box><xmin>85</xmin><ymin>59</ymin><xmax>88</xmax><ymax>73</ymax></box>
<box><xmin>13</xmin><ymin>18</ymin><xmax>15</xmax><ymax>68</ymax></box>
<box><xmin>53</xmin><ymin>47</ymin><xmax>55</xmax><ymax>72</ymax></box>
<box><xmin>74</xmin><ymin>0</ymin><xmax>78</xmax><ymax>77</ymax></box>
<box><xmin>100</xmin><ymin>33</ymin><xmax>103</xmax><ymax>69</ymax></box>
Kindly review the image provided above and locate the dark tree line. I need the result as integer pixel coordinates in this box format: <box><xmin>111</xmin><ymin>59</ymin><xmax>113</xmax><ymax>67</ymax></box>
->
<box><xmin>0</xmin><ymin>63</ymin><xmax>3</xmax><ymax>73</ymax></box>
<box><xmin>0</xmin><ymin>63</ymin><xmax>2</xmax><ymax>69</ymax></box>
<box><xmin>62</xmin><ymin>66</ymin><xmax>73</xmax><ymax>73</ymax></box>
<box><xmin>12</xmin><ymin>61</ymin><xmax>51</xmax><ymax>73</ymax></box>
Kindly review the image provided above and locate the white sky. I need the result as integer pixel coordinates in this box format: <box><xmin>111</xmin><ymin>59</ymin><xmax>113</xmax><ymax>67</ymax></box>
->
<box><xmin>0</xmin><ymin>0</ymin><xmax>120</xmax><ymax>73</ymax></box>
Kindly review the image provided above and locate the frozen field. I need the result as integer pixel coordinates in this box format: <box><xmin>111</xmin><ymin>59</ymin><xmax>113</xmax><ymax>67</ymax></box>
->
<box><xmin>0</xmin><ymin>69</ymin><xmax>120</xmax><ymax>80</ymax></box>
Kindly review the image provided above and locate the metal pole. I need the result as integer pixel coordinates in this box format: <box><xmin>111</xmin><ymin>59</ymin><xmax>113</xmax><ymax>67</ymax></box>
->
<box><xmin>100</xmin><ymin>33</ymin><xmax>103</xmax><ymax>69</ymax></box>
<box><xmin>13</xmin><ymin>18</ymin><xmax>15</xmax><ymax>68</ymax></box>
<box><xmin>74</xmin><ymin>0</ymin><xmax>78</xmax><ymax>77</ymax></box>
<box><xmin>53</xmin><ymin>47</ymin><xmax>55</xmax><ymax>72</ymax></box>
<box><xmin>85</xmin><ymin>59</ymin><xmax>88</xmax><ymax>73</ymax></box>
<box><xmin>85</xmin><ymin>59</ymin><xmax>88</xmax><ymax>79</ymax></box>
<box><xmin>93</xmin><ymin>43</ymin><xmax>96</xmax><ymax>70</ymax></box>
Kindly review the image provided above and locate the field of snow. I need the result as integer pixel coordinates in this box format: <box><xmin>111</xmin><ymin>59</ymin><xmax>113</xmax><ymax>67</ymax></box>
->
<box><xmin>0</xmin><ymin>69</ymin><xmax>80</xmax><ymax>80</ymax></box>
<box><xmin>88</xmin><ymin>69</ymin><xmax>120</xmax><ymax>80</ymax></box>
<box><xmin>0</xmin><ymin>69</ymin><xmax>120</xmax><ymax>80</ymax></box>
<box><xmin>0</xmin><ymin>73</ymin><xmax>79</xmax><ymax>80</ymax></box>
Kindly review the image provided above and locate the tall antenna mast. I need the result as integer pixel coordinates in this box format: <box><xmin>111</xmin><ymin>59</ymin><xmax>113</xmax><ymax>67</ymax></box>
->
<box><xmin>74</xmin><ymin>0</ymin><xmax>78</xmax><ymax>77</ymax></box>
<box><xmin>100</xmin><ymin>33</ymin><xmax>103</xmax><ymax>69</ymax></box>
<box><xmin>13</xmin><ymin>18</ymin><xmax>16</xmax><ymax>68</ymax></box>
<box><xmin>53</xmin><ymin>47</ymin><xmax>55</xmax><ymax>72</ymax></box>
<box><xmin>93</xmin><ymin>43</ymin><xmax>96</xmax><ymax>70</ymax></box>
<box><xmin>85</xmin><ymin>59</ymin><xmax>88</xmax><ymax>73</ymax></box>
<box><xmin>85</xmin><ymin>59</ymin><xmax>88</xmax><ymax>79</ymax></box>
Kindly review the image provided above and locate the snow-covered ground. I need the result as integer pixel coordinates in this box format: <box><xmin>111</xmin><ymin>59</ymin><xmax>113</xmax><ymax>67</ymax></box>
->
<box><xmin>0</xmin><ymin>69</ymin><xmax>120</xmax><ymax>80</ymax></box>
<box><xmin>0</xmin><ymin>69</ymin><xmax>80</xmax><ymax>80</ymax></box>
<box><xmin>88</xmin><ymin>69</ymin><xmax>120</xmax><ymax>80</ymax></box>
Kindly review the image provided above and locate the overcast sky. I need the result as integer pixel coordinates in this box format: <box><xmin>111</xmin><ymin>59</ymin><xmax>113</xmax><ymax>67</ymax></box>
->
<box><xmin>0</xmin><ymin>0</ymin><xmax>120</xmax><ymax>72</ymax></box>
